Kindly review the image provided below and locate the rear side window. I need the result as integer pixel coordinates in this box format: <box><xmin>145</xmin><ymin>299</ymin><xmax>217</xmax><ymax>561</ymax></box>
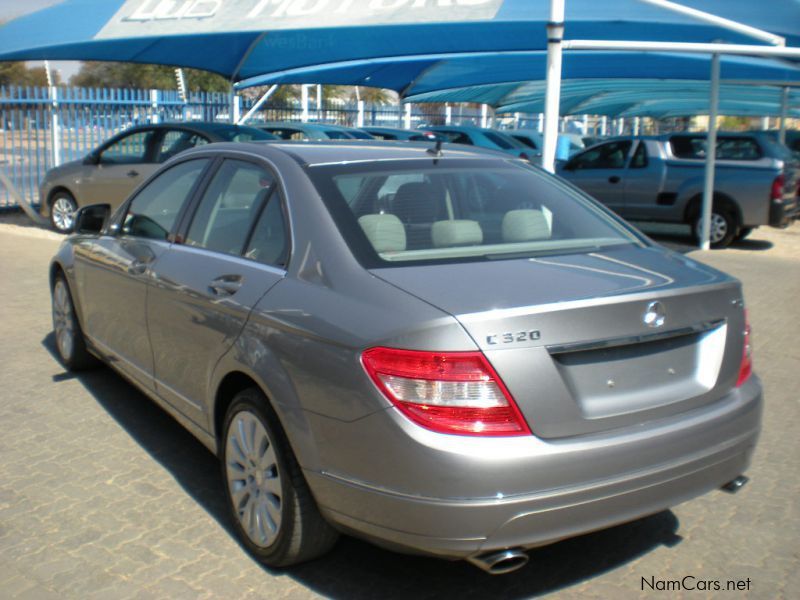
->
<box><xmin>186</xmin><ymin>160</ymin><xmax>275</xmax><ymax>257</ymax></box>
<box><xmin>100</xmin><ymin>130</ymin><xmax>155</xmax><ymax>165</ymax></box>
<box><xmin>157</xmin><ymin>130</ymin><xmax>208</xmax><ymax>162</ymax></box>
<box><xmin>670</xmin><ymin>136</ymin><xmax>762</xmax><ymax>160</ymax></box>
<box><xmin>244</xmin><ymin>196</ymin><xmax>288</xmax><ymax>267</ymax></box>
<box><xmin>121</xmin><ymin>159</ymin><xmax>208</xmax><ymax>240</ymax></box>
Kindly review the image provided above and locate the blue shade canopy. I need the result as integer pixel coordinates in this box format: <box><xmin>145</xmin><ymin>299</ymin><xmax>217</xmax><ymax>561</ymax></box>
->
<box><xmin>1</xmin><ymin>0</ymin><xmax>799</xmax><ymax>85</ymax></box>
<box><xmin>406</xmin><ymin>78</ymin><xmax>800</xmax><ymax>117</ymax></box>
<box><xmin>243</xmin><ymin>50</ymin><xmax>800</xmax><ymax>94</ymax></box>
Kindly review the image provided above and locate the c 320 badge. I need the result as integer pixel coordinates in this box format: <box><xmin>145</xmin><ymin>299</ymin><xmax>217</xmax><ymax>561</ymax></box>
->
<box><xmin>486</xmin><ymin>330</ymin><xmax>541</xmax><ymax>345</ymax></box>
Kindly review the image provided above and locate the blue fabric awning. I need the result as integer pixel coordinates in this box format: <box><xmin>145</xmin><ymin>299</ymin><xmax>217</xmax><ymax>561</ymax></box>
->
<box><xmin>1</xmin><ymin>0</ymin><xmax>799</xmax><ymax>86</ymax></box>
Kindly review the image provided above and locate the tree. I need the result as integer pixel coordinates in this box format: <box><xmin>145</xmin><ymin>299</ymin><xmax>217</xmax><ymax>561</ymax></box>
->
<box><xmin>0</xmin><ymin>62</ymin><xmax>61</xmax><ymax>87</ymax></box>
<box><xmin>70</xmin><ymin>62</ymin><xmax>229</xmax><ymax>92</ymax></box>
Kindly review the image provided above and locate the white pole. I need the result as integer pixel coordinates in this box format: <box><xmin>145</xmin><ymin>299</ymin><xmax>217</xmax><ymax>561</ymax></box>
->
<box><xmin>633</xmin><ymin>116</ymin><xmax>640</xmax><ymax>136</ymax></box>
<box><xmin>760</xmin><ymin>116</ymin><xmax>770</xmax><ymax>130</ymax></box>
<box><xmin>562</xmin><ymin>40</ymin><xmax>800</xmax><ymax>58</ymax></box>
<box><xmin>778</xmin><ymin>86</ymin><xmax>789</xmax><ymax>146</ymax></box>
<box><xmin>237</xmin><ymin>84</ymin><xmax>278</xmax><ymax>125</ymax></box>
<box><xmin>542</xmin><ymin>0</ymin><xmax>565</xmax><ymax>173</ymax></box>
<box><xmin>537</xmin><ymin>113</ymin><xmax>544</xmax><ymax>133</ymax></box>
<box><xmin>231</xmin><ymin>94</ymin><xmax>241</xmax><ymax>124</ymax></box>
<box><xmin>404</xmin><ymin>103</ymin><xmax>412</xmax><ymax>129</ymax></box>
<box><xmin>445</xmin><ymin>104</ymin><xmax>452</xmax><ymax>125</ymax></box>
<box><xmin>481</xmin><ymin>104</ymin><xmax>488</xmax><ymax>128</ymax></box>
<box><xmin>601</xmin><ymin>115</ymin><xmax>608</xmax><ymax>136</ymax></box>
<box><xmin>700</xmin><ymin>53</ymin><xmax>721</xmax><ymax>251</ymax></box>
<box><xmin>150</xmin><ymin>89</ymin><xmax>160</xmax><ymax>124</ymax></box>
<box><xmin>49</xmin><ymin>85</ymin><xmax>61</xmax><ymax>167</ymax></box>
<box><xmin>357</xmin><ymin>100</ymin><xmax>365</xmax><ymax>127</ymax></box>
<box><xmin>301</xmin><ymin>84</ymin><xmax>310</xmax><ymax>122</ymax></box>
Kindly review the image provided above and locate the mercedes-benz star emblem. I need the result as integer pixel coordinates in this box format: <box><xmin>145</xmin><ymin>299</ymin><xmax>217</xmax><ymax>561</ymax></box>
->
<box><xmin>643</xmin><ymin>301</ymin><xmax>666</xmax><ymax>328</ymax></box>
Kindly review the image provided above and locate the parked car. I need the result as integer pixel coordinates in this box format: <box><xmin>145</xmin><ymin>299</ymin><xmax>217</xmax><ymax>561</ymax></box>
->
<box><xmin>258</xmin><ymin>122</ymin><xmax>374</xmax><ymax>141</ymax></box>
<box><xmin>39</xmin><ymin>122</ymin><xmax>276</xmax><ymax>232</ymax></box>
<box><xmin>508</xmin><ymin>129</ymin><xmax>585</xmax><ymax>159</ymax></box>
<box><xmin>51</xmin><ymin>140</ymin><xmax>760</xmax><ymax>574</ymax></box>
<box><xmin>360</xmin><ymin>126</ymin><xmax>440</xmax><ymax>141</ymax></box>
<box><xmin>423</xmin><ymin>125</ymin><xmax>533</xmax><ymax>160</ymax></box>
<box><xmin>558</xmin><ymin>133</ymin><xmax>800</xmax><ymax>248</ymax></box>
<box><xmin>756</xmin><ymin>129</ymin><xmax>800</xmax><ymax>159</ymax></box>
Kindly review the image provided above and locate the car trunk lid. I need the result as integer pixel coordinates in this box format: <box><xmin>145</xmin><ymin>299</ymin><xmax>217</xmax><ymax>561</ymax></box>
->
<box><xmin>371</xmin><ymin>246</ymin><xmax>746</xmax><ymax>438</ymax></box>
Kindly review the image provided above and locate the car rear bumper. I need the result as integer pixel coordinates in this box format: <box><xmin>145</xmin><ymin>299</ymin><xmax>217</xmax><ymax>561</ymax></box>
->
<box><xmin>306</xmin><ymin>378</ymin><xmax>762</xmax><ymax>559</ymax></box>
<box><xmin>769</xmin><ymin>196</ymin><xmax>798</xmax><ymax>227</ymax></box>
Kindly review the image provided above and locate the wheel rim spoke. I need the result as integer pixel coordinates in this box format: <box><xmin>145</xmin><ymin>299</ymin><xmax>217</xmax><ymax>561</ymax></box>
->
<box><xmin>225</xmin><ymin>409</ymin><xmax>283</xmax><ymax>548</ymax></box>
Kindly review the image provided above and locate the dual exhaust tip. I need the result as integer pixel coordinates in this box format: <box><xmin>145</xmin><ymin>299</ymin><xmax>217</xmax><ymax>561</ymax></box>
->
<box><xmin>467</xmin><ymin>548</ymin><xmax>529</xmax><ymax>575</ymax></box>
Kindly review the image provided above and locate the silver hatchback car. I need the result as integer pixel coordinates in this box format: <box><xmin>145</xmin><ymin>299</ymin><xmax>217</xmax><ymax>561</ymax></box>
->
<box><xmin>50</xmin><ymin>141</ymin><xmax>761</xmax><ymax>574</ymax></box>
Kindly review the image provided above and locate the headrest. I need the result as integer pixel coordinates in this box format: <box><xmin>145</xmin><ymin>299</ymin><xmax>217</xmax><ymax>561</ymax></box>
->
<box><xmin>393</xmin><ymin>182</ymin><xmax>443</xmax><ymax>224</ymax></box>
<box><xmin>431</xmin><ymin>220</ymin><xmax>483</xmax><ymax>248</ymax></box>
<box><xmin>502</xmin><ymin>209</ymin><xmax>551</xmax><ymax>242</ymax></box>
<box><xmin>358</xmin><ymin>214</ymin><xmax>407</xmax><ymax>253</ymax></box>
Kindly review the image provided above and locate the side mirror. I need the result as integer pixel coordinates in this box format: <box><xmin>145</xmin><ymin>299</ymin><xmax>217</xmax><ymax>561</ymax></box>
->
<box><xmin>83</xmin><ymin>153</ymin><xmax>100</xmax><ymax>165</ymax></box>
<box><xmin>72</xmin><ymin>203</ymin><xmax>111</xmax><ymax>235</ymax></box>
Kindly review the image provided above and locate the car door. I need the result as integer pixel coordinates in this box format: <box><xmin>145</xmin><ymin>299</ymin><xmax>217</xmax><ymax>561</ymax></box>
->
<box><xmin>74</xmin><ymin>158</ymin><xmax>210</xmax><ymax>391</ymax></box>
<box><xmin>82</xmin><ymin>128</ymin><xmax>160</xmax><ymax>209</ymax></box>
<box><xmin>622</xmin><ymin>140</ymin><xmax>665</xmax><ymax>220</ymax></box>
<box><xmin>146</xmin><ymin>158</ymin><xmax>289</xmax><ymax>425</ymax></box>
<box><xmin>559</xmin><ymin>140</ymin><xmax>632</xmax><ymax>213</ymax></box>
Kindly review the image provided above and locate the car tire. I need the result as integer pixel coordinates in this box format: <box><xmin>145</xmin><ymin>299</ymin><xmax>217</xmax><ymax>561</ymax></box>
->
<box><xmin>221</xmin><ymin>388</ymin><xmax>338</xmax><ymax>567</ymax></box>
<box><xmin>51</xmin><ymin>274</ymin><xmax>97</xmax><ymax>370</ymax></box>
<box><xmin>735</xmin><ymin>227</ymin><xmax>753</xmax><ymax>242</ymax></box>
<box><xmin>50</xmin><ymin>191</ymin><xmax>78</xmax><ymax>233</ymax></box>
<box><xmin>692</xmin><ymin>207</ymin><xmax>737</xmax><ymax>249</ymax></box>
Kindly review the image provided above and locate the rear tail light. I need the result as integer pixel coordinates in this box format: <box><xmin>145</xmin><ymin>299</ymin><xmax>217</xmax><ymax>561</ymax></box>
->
<box><xmin>771</xmin><ymin>174</ymin><xmax>785</xmax><ymax>201</ymax></box>
<box><xmin>361</xmin><ymin>347</ymin><xmax>531</xmax><ymax>436</ymax></box>
<box><xmin>736</xmin><ymin>309</ymin><xmax>753</xmax><ymax>387</ymax></box>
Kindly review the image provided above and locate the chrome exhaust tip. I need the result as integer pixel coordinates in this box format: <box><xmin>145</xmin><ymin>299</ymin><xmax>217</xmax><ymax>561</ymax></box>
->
<box><xmin>721</xmin><ymin>475</ymin><xmax>749</xmax><ymax>494</ymax></box>
<box><xmin>467</xmin><ymin>548</ymin><xmax>529</xmax><ymax>575</ymax></box>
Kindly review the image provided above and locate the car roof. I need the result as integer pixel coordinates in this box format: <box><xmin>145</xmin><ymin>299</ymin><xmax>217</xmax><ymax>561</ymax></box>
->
<box><xmin>118</xmin><ymin>121</ymin><xmax>267</xmax><ymax>139</ymax></box>
<box><xmin>178</xmin><ymin>139</ymin><xmax>515</xmax><ymax>166</ymax></box>
<box><xmin>259</xmin><ymin>122</ymin><xmax>353</xmax><ymax>132</ymax></box>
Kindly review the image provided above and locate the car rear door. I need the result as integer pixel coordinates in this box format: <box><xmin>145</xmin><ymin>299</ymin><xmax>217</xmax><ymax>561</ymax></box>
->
<box><xmin>82</xmin><ymin>128</ymin><xmax>160</xmax><ymax>209</ymax></box>
<box><xmin>559</xmin><ymin>140</ymin><xmax>632</xmax><ymax>213</ymax></box>
<box><xmin>74</xmin><ymin>157</ymin><xmax>211</xmax><ymax>391</ymax></box>
<box><xmin>146</xmin><ymin>157</ymin><xmax>289</xmax><ymax>425</ymax></box>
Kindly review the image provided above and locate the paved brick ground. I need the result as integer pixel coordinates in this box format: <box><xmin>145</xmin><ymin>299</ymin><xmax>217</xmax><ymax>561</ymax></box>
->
<box><xmin>0</xmin><ymin>214</ymin><xmax>798</xmax><ymax>599</ymax></box>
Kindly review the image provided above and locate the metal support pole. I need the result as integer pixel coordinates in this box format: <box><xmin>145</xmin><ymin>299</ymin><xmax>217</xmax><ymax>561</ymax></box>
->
<box><xmin>537</xmin><ymin>113</ymin><xmax>543</xmax><ymax>133</ymax></box>
<box><xmin>633</xmin><ymin>116</ymin><xmax>640</xmax><ymax>136</ymax></box>
<box><xmin>301</xmin><ymin>85</ymin><xmax>310</xmax><ymax>122</ymax></box>
<box><xmin>445</xmin><ymin>104</ymin><xmax>452</xmax><ymax>125</ymax></box>
<box><xmin>404</xmin><ymin>103</ymin><xmax>412</xmax><ymax>129</ymax></box>
<box><xmin>700</xmin><ymin>53</ymin><xmax>721</xmax><ymax>251</ymax></box>
<box><xmin>48</xmin><ymin>84</ymin><xmax>61</xmax><ymax>168</ymax></box>
<box><xmin>237</xmin><ymin>85</ymin><xmax>278</xmax><ymax>125</ymax></box>
<box><xmin>600</xmin><ymin>115</ymin><xmax>607</xmax><ymax>136</ymax></box>
<box><xmin>357</xmin><ymin>100</ymin><xmax>365</xmax><ymax>127</ymax></box>
<box><xmin>150</xmin><ymin>89</ymin><xmax>160</xmax><ymax>124</ymax></box>
<box><xmin>481</xmin><ymin>104</ymin><xmax>488</xmax><ymax>128</ymax></box>
<box><xmin>542</xmin><ymin>0</ymin><xmax>565</xmax><ymax>173</ymax></box>
<box><xmin>760</xmin><ymin>116</ymin><xmax>770</xmax><ymax>130</ymax></box>
<box><xmin>778</xmin><ymin>86</ymin><xmax>789</xmax><ymax>146</ymax></box>
<box><xmin>231</xmin><ymin>94</ymin><xmax>241</xmax><ymax>124</ymax></box>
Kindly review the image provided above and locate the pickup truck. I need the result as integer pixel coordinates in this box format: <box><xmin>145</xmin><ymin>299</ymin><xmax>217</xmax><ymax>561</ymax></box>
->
<box><xmin>557</xmin><ymin>132</ymin><xmax>799</xmax><ymax>247</ymax></box>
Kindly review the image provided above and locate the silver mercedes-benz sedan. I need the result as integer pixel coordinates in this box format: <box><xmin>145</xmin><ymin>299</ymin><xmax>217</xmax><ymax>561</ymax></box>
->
<box><xmin>49</xmin><ymin>140</ymin><xmax>761</xmax><ymax>574</ymax></box>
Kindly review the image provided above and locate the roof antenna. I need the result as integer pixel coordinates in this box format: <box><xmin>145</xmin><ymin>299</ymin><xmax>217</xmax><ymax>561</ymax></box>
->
<box><xmin>426</xmin><ymin>138</ymin><xmax>443</xmax><ymax>160</ymax></box>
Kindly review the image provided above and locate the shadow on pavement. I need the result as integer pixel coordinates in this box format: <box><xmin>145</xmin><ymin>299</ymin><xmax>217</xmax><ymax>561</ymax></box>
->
<box><xmin>42</xmin><ymin>333</ymin><xmax>682</xmax><ymax>599</ymax></box>
<box><xmin>631</xmin><ymin>222</ymin><xmax>774</xmax><ymax>254</ymax></box>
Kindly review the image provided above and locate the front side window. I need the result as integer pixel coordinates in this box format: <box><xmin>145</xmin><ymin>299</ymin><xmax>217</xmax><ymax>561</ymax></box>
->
<box><xmin>99</xmin><ymin>130</ymin><xmax>155</xmax><ymax>165</ymax></box>
<box><xmin>570</xmin><ymin>141</ymin><xmax>632</xmax><ymax>169</ymax></box>
<box><xmin>121</xmin><ymin>159</ymin><xmax>208</xmax><ymax>239</ymax></box>
<box><xmin>186</xmin><ymin>160</ymin><xmax>276</xmax><ymax>257</ymax></box>
<box><xmin>308</xmin><ymin>158</ymin><xmax>641</xmax><ymax>267</ymax></box>
<box><xmin>630</xmin><ymin>142</ymin><xmax>649</xmax><ymax>168</ymax></box>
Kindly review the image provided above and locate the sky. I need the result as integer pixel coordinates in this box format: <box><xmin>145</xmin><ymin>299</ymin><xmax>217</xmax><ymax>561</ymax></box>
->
<box><xmin>0</xmin><ymin>0</ymin><xmax>81</xmax><ymax>80</ymax></box>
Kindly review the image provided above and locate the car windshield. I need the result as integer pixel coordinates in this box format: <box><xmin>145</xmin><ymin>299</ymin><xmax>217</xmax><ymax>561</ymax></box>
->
<box><xmin>212</xmin><ymin>126</ymin><xmax>277</xmax><ymax>141</ymax></box>
<box><xmin>308</xmin><ymin>158</ymin><xmax>642</xmax><ymax>267</ymax></box>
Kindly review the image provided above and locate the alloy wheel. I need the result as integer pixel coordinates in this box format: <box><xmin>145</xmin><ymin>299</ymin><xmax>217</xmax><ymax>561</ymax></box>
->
<box><xmin>225</xmin><ymin>410</ymin><xmax>283</xmax><ymax>548</ymax></box>
<box><xmin>52</xmin><ymin>279</ymin><xmax>75</xmax><ymax>360</ymax></box>
<box><xmin>52</xmin><ymin>197</ymin><xmax>76</xmax><ymax>232</ymax></box>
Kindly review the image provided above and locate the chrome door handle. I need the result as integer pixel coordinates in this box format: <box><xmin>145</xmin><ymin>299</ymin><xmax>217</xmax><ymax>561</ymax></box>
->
<box><xmin>209</xmin><ymin>275</ymin><xmax>243</xmax><ymax>296</ymax></box>
<box><xmin>127</xmin><ymin>259</ymin><xmax>150</xmax><ymax>275</ymax></box>
<box><xmin>608</xmin><ymin>175</ymin><xmax>621</xmax><ymax>184</ymax></box>
<box><xmin>127</xmin><ymin>170</ymin><xmax>139</xmax><ymax>177</ymax></box>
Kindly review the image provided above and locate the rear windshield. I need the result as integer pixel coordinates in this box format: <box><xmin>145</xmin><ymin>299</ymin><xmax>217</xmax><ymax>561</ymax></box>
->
<box><xmin>211</xmin><ymin>126</ymin><xmax>277</xmax><ymax>142</ymax></box>
<box><xmin>308</xmin><ymin>159</ymin><xmax>642</xmax><ymax>267</ymax></box>
<box><xmin>669</xmin><ymin>135</ymin><xmax>762</xmax><ymax>160</ymax></box>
